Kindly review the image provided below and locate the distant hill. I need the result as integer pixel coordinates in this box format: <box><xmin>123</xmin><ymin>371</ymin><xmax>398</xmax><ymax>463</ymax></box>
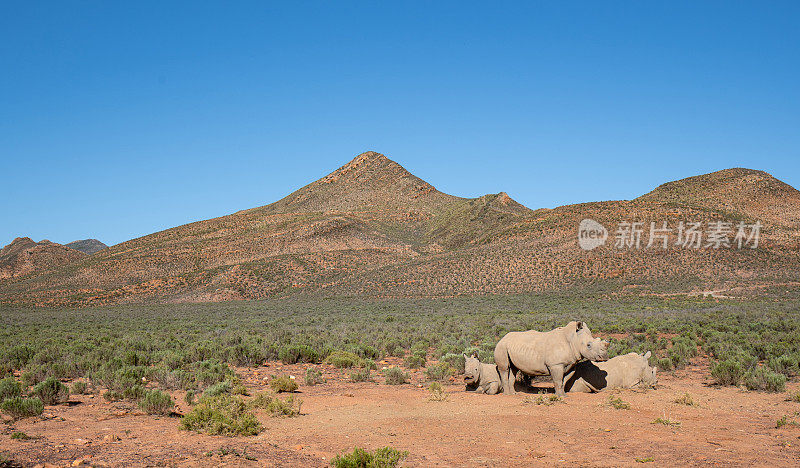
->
<box><xmin>1</xmin><ymin>151</ymin><xmax>798</xmax><ymax>306</ymax></box>
<box><xmin>0</xmin><ymin>237</ymin><xmax>86</xmax><ymax>280</ymax></box>
<box><xmin>66</xmin><ymin>239</ymin><xmax>108</xmax><ymax>255</ymax></box>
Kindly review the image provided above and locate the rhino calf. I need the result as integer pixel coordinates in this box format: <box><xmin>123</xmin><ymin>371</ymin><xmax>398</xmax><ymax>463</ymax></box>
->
<box><xmin>463</xmin><ymin>354</ymin><xmax>502</xmax><ymax>395</ymax></box>
<box><xmin>494</xmin><ymin>321</ymin><xmax>609</xmax><ymax>396</ymax></box>
<box><xmin>564</xmin><ymin>351</ymin><xmax>657</xmax><ymax>393</ymax></box>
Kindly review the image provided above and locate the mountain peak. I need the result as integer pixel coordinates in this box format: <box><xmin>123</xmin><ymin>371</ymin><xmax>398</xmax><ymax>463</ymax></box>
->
<box><xmin>269</xmin><ymin>151</ymin><xmax>456</xmax><ymax>214</ymax></box>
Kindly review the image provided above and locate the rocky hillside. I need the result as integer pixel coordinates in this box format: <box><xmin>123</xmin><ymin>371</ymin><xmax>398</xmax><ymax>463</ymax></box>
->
<box><xmin>0</xmin><ymin>238</ymin><xmax>86</xmax><ymax>280</ymax></box>
<box><xmin>1</xmin><ymin>152</ymin><xmax>798</xmax><ymax>306</ymax></box>
<box><xmin>66</xmin><ymin>239</ymin><xmax>108</xmax><ymax>254</ymax></box>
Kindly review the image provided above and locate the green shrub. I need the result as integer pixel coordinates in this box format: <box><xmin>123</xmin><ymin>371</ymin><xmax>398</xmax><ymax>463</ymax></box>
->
<box><xmin>440</xmin><ymin>353</ymin><xmax>465</xmax><ymax>374</ymax></box>
<box><xmin>305</xmin><ymin>368</ymin><xmax>325</xmax><ymax>386</ymax></box>
<box><xmin>0</xmin><ymin>377</ymin><xmax>22</xmax><ymax>400</ymax></box>
<box><xmin>31</xmin><ymin>377</ymin><xmax>69</xmax><ymax>405</ymax></box>
<box><xmin>350</xmin><ymin>368</ymin><xmax>371</xmax><ymax>382</ymax></box>
<box><xmin>384</xmin><ymin>367</ymin><xmax>408</xmax><ymax>385</ymax></box>
<box><xmin>185</xmin><ymin>390</ymin><xmax>197</xmax><ymax>406</ymax></box>
<box><xmin>139</xmin><ymin>389</ymin><xmax>175</xmax><ymax>415</ymax></box>
<box><xmin>654</xmin><ymin>357</ymin><xmax>673</xmax><ymax>371</ymax></box>
<box><xmin>711</xmin><ymin>359</ymin><xmax>745</xmax><ymax>386</ymax></box>
<box><xmin>70</xmin><ymin>381</ymin><xmax>88</xmax><ymax>395</ymax></box>
<box><xmin>249</xmin><ymin>393</ymin><xmax>302</xmax><ymax>417</ymax></box>
<box><xmin>425</xmin><ymin>362</ymin><xmax>456</xmax><ymax>381</ymax></box>
<box><xmin>11</xmin><ymin>431</ymin><xmax>32</xmax><ymax>440</ymax></box>
<box><xmin>325</xmin><ymin>351</ymin><xmax>363</xmax><ymax>369</ymax></box>
<box><xmin>278</xmin><ymin>345</ymin><xmax>320</xmax><ymax>364</ymax></box>
<box><xmin>331</xmin><ymin>446</ymin><xmax>408</xmax><ymax>468</ymax></box>
<box><xmin>1</xmin><ymin>397</ymin><xmax>44</xmax><ymax>419</ymax></box>
<box><xmin>270</xmin><ymin>375</ymin><xmax>298</xmax><ymax>393</ymax></box>
<box><xmin>404</xmin><ymin>354</ymin><xmax>426</xmax><ymax>370</ymax></box>
<box><xmin>179</xmin><ymin>395</ymin><xmax>262</xmax><ymax>436</ymax></box>
<box><xmin>203</xmin><ymin>381</ymin><xmax>232</xmax><ymax>398</ymax></box>
<box><xmin>744</xmin><ymin>367</ymin><xmax>786</xmax><ymax>393</ymax></box>
<box><xmin>768</xmin><ymin>355</ymin><xmax>799</xmax><ymax>378</ymax></box>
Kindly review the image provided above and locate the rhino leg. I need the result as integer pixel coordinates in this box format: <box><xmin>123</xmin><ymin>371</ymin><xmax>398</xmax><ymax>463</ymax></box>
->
<box><xmin>501</xmin><ymin>367</ymin><xmax>516</xmax><ymax>394</ymax></box>
<box><xmin>549</xmin><ymin>364</ymin><xmax>566</xmax><ymax>397</ymax></box>
<box><xmin>475</xmin><ymin>385</ymin><xmax>486</xmax><ymax>394</ymax></box>
<box><xmin>486</xmin><ymin>381</ymin><xmax>500</xmax><ymax>395</ymax></box>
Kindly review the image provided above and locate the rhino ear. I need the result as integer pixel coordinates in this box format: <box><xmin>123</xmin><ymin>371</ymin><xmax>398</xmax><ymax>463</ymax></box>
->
<box><xmin>462</xmin><ymin>353</ymin><xmax>467</xmax><ymax>359</ymax></box>
<box><xmin>471</xmin><ymin>352</ymin><xmax>479</xmax><ymax>358</ymax></box>
<box><xmin>575</xmin><ymin>321</ymin><xmax>583</xmax><ymax>331</ymax></box>
<box><xmin>643</xmin><ymin>351</ymin><xmax>651</xmax><ymax>360</ymax></box>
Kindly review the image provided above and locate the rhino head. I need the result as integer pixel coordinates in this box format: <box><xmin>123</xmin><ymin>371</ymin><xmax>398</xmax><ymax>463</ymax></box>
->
<box><xmin>639</xmin><ymin>351</ymin><xmax>658</xmax><ymax>386</ymax></box>
<box><xmin>570</xmin><ymin>321</ymin><xmax>609</xmax><ymax>362</ymax></box>
<box><xmin>463</xmin><ymin>353</ymin><xmax>481</xmax><ymax>385</ymax></box>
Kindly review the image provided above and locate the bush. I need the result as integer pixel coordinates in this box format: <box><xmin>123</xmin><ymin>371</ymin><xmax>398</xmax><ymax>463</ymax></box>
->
<box><xmin>744</xmin><ymin>367</ymin><xmax>787</xmax><ymax>393</ymax></box>
<box><xmin>11</xmin><ymin>431</ymin><xmax>32</xmax><ymax>440</ymax></box>
<box><xmin>249</xmin><ymin>392</ymin><xmax>302</xmax><ymax>417</ymax></box>
<box><xmin>270</xmin><ymin>375</ymin><xmax>298</xmax><ymax>393</ymax></box>
<box><xmin>179</xmin><ymin>395</ymin><xmax>262</xmax><ymax>436</ymax></box>
<box><xmin>384</xmin><ymin>367</ymin><xmax>408</xmax><ymax>385</ymax></box>
<box><xmin>305</xmin><ymin>368</ymin><xmax>325</xmax><ymax>386</ymax></box>
<box><xmin>139</xmin><ymin>389</ymin><xmax>175</xmax><ymax>415</ymax></box>
<box><xmin>331</xmin><ymin>446</ymin><xmax>408</xmax><ymax>468</ymax></box>
<box><xmin>350</xmin><ymin>368</ymin><xmax>371</xmax><ymax>382</ymax></box>
<box><xmin>203</xmin><ymin>381</ymin><xmax>232</xmax><ymax>398</ymax></box>
<box><xmin>278</xmin><ymin>345</ymin><xmax>320</xmax><ymax>364</ymax></box>
<box><xmin>425</xmin><ymin>362</ymin><xmax>456</xmax><ymax>381</ymax></box>
<box><xmin>325</xmin><ymin>351</ymin><xmax>362</xmax><ymax>369</ymax></box>
<box><xmin>711</xmin><ymin>360</ymin><xmax>745</xmax><ymax>386</ymax></box>
<box><xmin>404</xmin><ymin>354</ymin><xmax>426</xmax><ymax>370</ymax></box>
<box><xmin>70</xmin><ymin>381</ymin><xmax>88</xmax><ymax>395</ymax></box>
<box><xmin>0</xmin><ymin>377</ymin><xmax>22</xmax><ymax>400</ymax></box>
<box><xmin>0</xmin><ymin>397</ymin><xmax>44</xmax><ymax>419</ymax></box>
<box><xmin>440</xmin><ymin>353</ymin><xmax>465</xmax><ymax>374</ymax></box>
<box><xmin>31</xmin><ymin>377</ymin><xmax>69</xmax><ymax>405</ymax></box>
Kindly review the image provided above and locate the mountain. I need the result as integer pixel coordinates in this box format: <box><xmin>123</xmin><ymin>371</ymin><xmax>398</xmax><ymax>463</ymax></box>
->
<box><xmin>66</xmin><ymin>239</ymin><xmax>108</xmax><ymax>254</ymax></box>
<box><xmin>0</xmin><ymin>237</ymin><xmax>86</xmax><ymax>280</ymax></box>
<box><xmin>1</xmin><ymin>152</ymin><xmax>798</xmax><ymax>306</ymax></box>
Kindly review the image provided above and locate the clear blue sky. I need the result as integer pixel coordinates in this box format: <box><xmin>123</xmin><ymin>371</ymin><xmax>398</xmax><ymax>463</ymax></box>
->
<box><xmin>2</xmin><ymin>2</ymin><xmax>799</xmax><ymax>247</ymax></box>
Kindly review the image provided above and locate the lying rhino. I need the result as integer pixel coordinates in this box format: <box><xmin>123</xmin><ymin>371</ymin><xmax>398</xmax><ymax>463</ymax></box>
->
<box><xmin>564</xmin><ymin>351</ymin><xmax>657</xmax><ymax>393</ymax></box>
<box><xmin>463</xmin><ymin>353</ymin><xmax>502</xmax><ymax>394</ymax></box>
<box><xmin>494</xmin><ymin>321</ymin><xmax>609</xmax><ymax>396</ymax></box>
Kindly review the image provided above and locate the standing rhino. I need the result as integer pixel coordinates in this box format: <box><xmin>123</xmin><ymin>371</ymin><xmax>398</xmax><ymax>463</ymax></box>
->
<box><xmin>494</xmin><ymin>321</ymin><xmax>609</xmax><ymax>396</ymax></box>
<box><xmin>564</xmin><ymin>351</ymin><xmax>657</xmax><ymax>393</ymax></box>
<box><xmin>463</xmin><ymin>353</ymin><xmax>501</xmax><ymax>395</ymax></box>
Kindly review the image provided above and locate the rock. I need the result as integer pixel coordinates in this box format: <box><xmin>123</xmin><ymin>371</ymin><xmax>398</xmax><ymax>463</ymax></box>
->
<box><xmin>294</xmin><ymin>445</ymin><xmax>303</xmax><ymax>451</ymax></box>
<box><xmin>74</xmin><ymin>438</ymin><xmax>90</xmax><ymax>445</ymax></box>
<box><xmin>103</xmin><ymin>434</ymin><xmax>121</xmax><ymax>442</ymax></box>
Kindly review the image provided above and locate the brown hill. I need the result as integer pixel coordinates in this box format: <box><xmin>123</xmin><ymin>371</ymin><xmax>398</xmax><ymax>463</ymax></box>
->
<box><xmin>0</xmin><ymin>237</ymin><xmax>86</xmax><ymax>280</ymax></box>
<box><xmin>1</xmin><ymin>152</ymin><xmax>798</xmax><ymax>306</ymax></box>
<box><xmin>65</xmin><ymin>239</ymin><xmax>108</xmax><ymax>254</ymax></box>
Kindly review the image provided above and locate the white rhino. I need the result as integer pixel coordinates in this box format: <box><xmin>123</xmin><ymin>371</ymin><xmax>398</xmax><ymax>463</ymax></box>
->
<box><xmin>463</xmin><ymin>353</ymin><xmax>501</xmax><ymax>394</ymax></box>
<box><xmin>494</xmin><ymin>321</ymin><xmax>609</xmax><ymax>396</ymax></box>
<box><xmin>564</xmin><ymin>351</ymin><xmax>657</xmax><ymax>393</ymax></box>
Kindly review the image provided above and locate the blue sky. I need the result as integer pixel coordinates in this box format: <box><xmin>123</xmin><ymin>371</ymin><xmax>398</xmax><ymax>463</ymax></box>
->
<box><xmin>2</xmin><ymin>2</ymin><xmax>799</xmax><ymax>247</ymax></box>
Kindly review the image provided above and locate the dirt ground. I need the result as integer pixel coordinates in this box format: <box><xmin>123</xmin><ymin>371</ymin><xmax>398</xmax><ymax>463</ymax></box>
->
<box><xmin>2</xmin><ymin>359</ymin><xmax>800</xmax><ymax>467</ymax></box>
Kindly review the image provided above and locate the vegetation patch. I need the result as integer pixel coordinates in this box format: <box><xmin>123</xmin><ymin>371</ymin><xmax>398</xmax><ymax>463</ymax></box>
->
<box><xmin>139</xmin><ymin>389</ymin><xmax>175</xmax><ymax>415</ymax></box>
<box><xmin>331</xmin><ymin>446</ymin><xmax>408</xmax><ymax>468</ymax></box>
<box><xmin>428</xmin><ymin>382</ymin><xmax>448</xmax><ymax>401</ymax></box>
<box><xmin>384</xmin><ymin>367</ymin><xmax>409</xmax><ymax>385</ymax></box>
<box><xmin>673</xmin><ymin>392</ymin><xmax>697</xmax><ymax>406</ymax></box>
<box><xmin>270</xmin><ymin>375</ymin><xmax>298</xmax><ymax>393</ymax></box>
<box><xmin>31</xmin><ymin>377</ymin><xmax>69</xmax><ymax>405</ymax></box>
<box><xmin>607</xmin><ymin>395</ymin><xmax>630</xmax><ymax>410</ymax></box>
<box><xmin>179</xmin><ymin>395</ymin><xmax>262</xmax><ymax>436</ymax></box>
<box><xmin>305</xmin><ymin>368</ymin><xmax>325</xmax><ymax>386</ymax></box>
<box><xmin>0</xmin><ymin>397</ymin><xmax>44</xmax><ymax>419</ymax></box>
